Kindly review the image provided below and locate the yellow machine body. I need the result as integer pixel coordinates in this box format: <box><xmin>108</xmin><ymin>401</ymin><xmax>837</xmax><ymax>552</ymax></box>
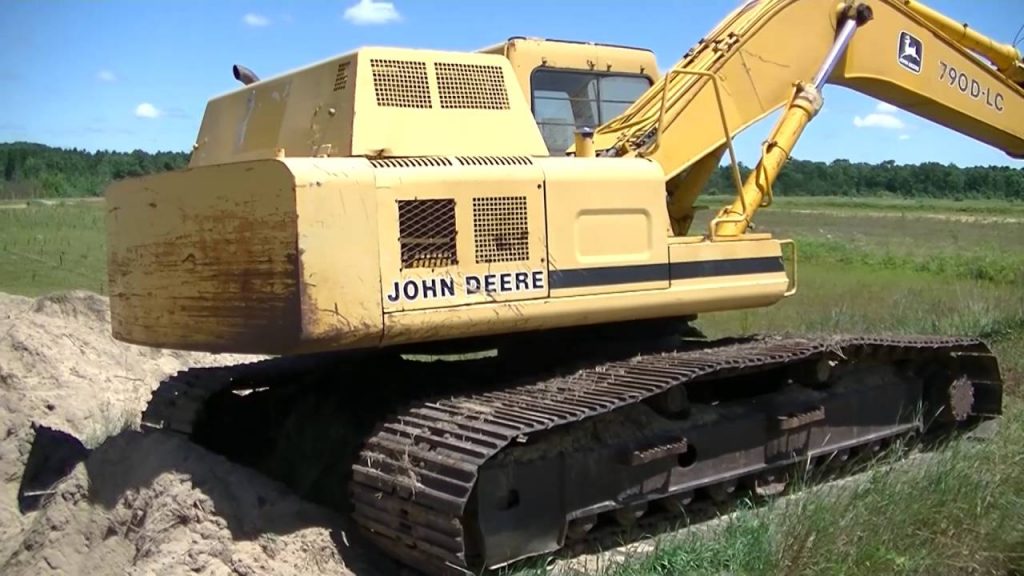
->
<box><xmin>108</xmin><ymin>145</ymin><xmax>789</xmax><ymax>356</ymax></box>
<box><xmin>107</xmin><ymin>39</ymin><xmax>786</xmax><ymax>355</ymax></box>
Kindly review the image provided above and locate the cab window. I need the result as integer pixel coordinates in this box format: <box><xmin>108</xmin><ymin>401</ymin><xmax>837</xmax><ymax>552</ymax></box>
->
<box><xmin>531</xmin><ymin>70</ymin><xmax>652</xmax><ymax>154</ymax></box>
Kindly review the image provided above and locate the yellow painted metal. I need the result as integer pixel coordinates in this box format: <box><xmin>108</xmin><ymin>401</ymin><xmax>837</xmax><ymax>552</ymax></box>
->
<box><xmin>190</xmin><ymin>46</ymin><xmax>549</xmax><ymax>168</ymax></box>
<box><xmin>665</xmin><ymin>145</ymin><xmax>724</xmax><ymax>236</ymax></box>
<box><xmin>538</xmin><ymin>157</ymin><xmax>669</xmax><ymax>298</ymax></box>
<box><xmin>591</xmin><ymin>0</ymin><xmax>1024</xmax><ymax>233</ymax></box>
<box><xmin>653</xmin><ymin>68</ymin><xmax>744</xmax><ymax>236</ymax></box>
<box><xmin>106</xmin><ymin>153</ymin><xmax>787</xmax><ymax>354</ymax></box>
<box><xmin>834</xmin><ymin>0</ymin><xmax>1024</xmax><ymax>158</ymax></box>
<box><xmin>574</xmin><ymin>130</ymin><xmax>595</xmax><ymax>158</ymax></box>
<box><xmin>711</xmin><ymin>83</ymin><xmax>823</xmax><ymax>238</ymax></box>
<box><xmin>375</xmin><ymin>160</ymin><xmax>549</xmax><ymax>314</ymax></box>
<box><xmin>106</xmin><ymin>157</ymin><xmax>384</xmax><ymax>354</ymax></box>
<box><xmin>901</xmin><ymin>0</ymin><xmax>1024</xmax><ymax>84</ymax></box>
<box><xmin>778</xmin><ymin>239</ymin><xmax>798</xmax><ymax>297</ymax></box>
<box><xmin>383</xmin><ymin>239</ymin><xmax>789</xmax><ymax>348</ymax></box>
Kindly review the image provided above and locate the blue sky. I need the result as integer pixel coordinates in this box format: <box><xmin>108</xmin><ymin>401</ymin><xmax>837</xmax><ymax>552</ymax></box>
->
<box><xmin>0</xmin><ymin>0</ymin><xmax>1021</xmax><ymax>167</ymax></box>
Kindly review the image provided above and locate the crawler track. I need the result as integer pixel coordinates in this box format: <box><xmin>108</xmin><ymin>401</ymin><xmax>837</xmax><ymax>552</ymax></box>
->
<box><xmin>349</xmin><ymin>335</ymin><xmax>1002</xmax><ymax>575</ymax></box>
<box><xmin>139</xmin><ymin>334</ymin><xmax>1003</xmax><ymax>576</ymax></box>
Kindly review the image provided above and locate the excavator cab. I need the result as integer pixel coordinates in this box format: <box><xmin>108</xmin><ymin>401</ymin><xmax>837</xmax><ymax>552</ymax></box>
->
<box><xmin>478</xmin><ymin>37</ymin><xmax>659</xmax><ymax>153</ymax></box>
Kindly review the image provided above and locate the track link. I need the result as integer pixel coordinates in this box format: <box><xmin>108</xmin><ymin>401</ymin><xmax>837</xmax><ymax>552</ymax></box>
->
<box><xmin>348</xmin><ymin>335</ymin><xmax>1003</xmax><ymax>575</ymax></box>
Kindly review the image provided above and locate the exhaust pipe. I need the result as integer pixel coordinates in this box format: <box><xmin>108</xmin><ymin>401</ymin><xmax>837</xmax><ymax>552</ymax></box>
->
<box><xmin>232</xmin><ymin>64</ymin><xmax>260</xmax><ymax>86</ymax></box>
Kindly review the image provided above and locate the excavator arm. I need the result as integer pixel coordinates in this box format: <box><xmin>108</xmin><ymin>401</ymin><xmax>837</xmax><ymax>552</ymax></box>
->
<box><xmin>589</xmin><ymin>0</ymin><xmax>1024</xmax><ymax>237</ymax></box>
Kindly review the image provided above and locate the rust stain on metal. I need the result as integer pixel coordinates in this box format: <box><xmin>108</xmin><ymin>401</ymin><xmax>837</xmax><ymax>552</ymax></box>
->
<box><xmin>106</xmin><ymin>160</ymin><xmax>305</xmax><ymax>353</ymax></box>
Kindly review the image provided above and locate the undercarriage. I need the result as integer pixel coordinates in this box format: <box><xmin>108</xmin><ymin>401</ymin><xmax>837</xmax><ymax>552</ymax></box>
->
<box><xmin>139</xmin><ymin>324</ymin><xmax>1003</xmax><ymax>576</ymax></box>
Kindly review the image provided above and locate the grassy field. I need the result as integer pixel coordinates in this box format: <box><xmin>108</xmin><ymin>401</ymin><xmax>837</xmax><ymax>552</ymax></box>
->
<box><xmin>697</xmin><ymin>194</ymin><xmax>1024</xmax><ymax>219</ymax></box>
<box><xmin>0</xmin><ymin>201</ymin><xmax>107</xmax><ymax>296</ymax></box>
<box><xmin>2</xmin><ymin>195</ymin><xmax>1022</xmax><ymax>575</ymax></box>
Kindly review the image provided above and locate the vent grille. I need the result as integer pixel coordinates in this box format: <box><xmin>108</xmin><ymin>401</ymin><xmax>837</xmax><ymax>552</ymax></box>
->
<box><xmin>371</xmin><ymin>157</ymin><xmax>454</xmax><ymax>169</ymax></box>
<box><xmin>473</xmin><ymin>196</ymin><xmax>529</xmax><ymax>264</ymax></box>
<box><xmin>456</xmin><ymin>156</ymin><xmax>534</xmax><ymax>167</ymax></box>
<box><xmin>398</xmin><ymin>199</ymin><xmax>457</xmax><ymax>268</ymax></box>
<box><xmin>333</xmin><ymin>62</ymin><xmax>350</xmax><ymax>92</ymax></box>
<box><xmin>435</xmin><ymin>62</ymin><xmax>510</xmax><ymax>110</ymax></box>
<box><xmin>371</xmin><ymin>59</ymin><xmax>431</xmax><ymax>108</ymax></box>
<box><xmin>370</xmin><ymin>156</ymin><xmax>534</xmax><ymax>168</ymax></box>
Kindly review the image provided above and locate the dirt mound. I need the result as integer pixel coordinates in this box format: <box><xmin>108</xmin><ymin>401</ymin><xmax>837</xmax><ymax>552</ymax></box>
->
<box><xmin>0</xmin><ymin>291</ymin><xmax>383</xmax><ymax>575</ymax></box>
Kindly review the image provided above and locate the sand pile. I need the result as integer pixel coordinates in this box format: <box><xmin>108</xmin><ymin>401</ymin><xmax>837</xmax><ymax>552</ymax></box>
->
<box><xmin>0</xmin><ymin>291</ymin><xmax>385</xmax><ymax>575</ymax></box>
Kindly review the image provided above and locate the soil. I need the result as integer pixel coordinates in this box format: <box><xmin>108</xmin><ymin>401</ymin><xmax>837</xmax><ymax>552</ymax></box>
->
<box><xmin>0</xmin><ymin>290</ymin><xmax>394</xmax><ymax>576</ymax></box>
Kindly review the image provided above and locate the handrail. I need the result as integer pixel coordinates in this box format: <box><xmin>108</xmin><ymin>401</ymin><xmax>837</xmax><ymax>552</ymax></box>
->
<box><xmin>648</xmin><ymin>68</ymin><xmax>747</xmax><ymax>228</ymax></box>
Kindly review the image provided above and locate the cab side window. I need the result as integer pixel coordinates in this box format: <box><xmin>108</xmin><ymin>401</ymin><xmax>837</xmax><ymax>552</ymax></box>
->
<box><xmin>531</xmin><ymin>70</ymin><xmax>651</xmax><ymax>155</ymax></box>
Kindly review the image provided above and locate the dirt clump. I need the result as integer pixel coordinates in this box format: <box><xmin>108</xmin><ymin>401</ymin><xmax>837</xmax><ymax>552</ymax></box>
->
<box><xmin>0</xmin><ymin>290</ymin><xmax>384</xmax><ymax>575</ymax></box>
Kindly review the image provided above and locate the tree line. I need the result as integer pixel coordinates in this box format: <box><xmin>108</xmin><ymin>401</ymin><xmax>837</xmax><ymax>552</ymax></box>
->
<box><xmin>706</xmin><ymin>158</ymin><xmax>1024</xmax><ymax>200</ymax></box>
<box><xmin>1</xmin><ymin>142</ymin><xmax>189</xmax><ymax>199</ymax></box>
<box><xmin>2</xmin><ymin>141</ymin><xmax>1023</xmax><ymax>200</ymax></box>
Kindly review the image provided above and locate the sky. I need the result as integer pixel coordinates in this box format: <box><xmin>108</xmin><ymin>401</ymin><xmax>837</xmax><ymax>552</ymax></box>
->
<box><xmin>0</xmin><ymin>0</ymin><xmax>1021</xmax><ymax>167</ymax></box>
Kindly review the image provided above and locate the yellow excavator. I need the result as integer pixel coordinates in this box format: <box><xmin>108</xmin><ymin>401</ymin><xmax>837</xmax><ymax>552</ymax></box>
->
<box><xmin>105</xmin><ymin>0</ymin><xmax>1020</xmax><ymax>573</ymax></box>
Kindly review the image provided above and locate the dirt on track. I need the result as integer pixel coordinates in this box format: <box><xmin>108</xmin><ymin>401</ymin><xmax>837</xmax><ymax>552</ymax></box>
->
<box><xmin>0</xmin><ymin>290</ymin><xmax>392</xmax><ymax>576</ymax></box>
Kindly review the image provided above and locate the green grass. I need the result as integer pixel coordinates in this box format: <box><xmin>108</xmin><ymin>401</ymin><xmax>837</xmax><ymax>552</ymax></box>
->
<box><xmin>0</xmin><ymin>202</ymin><xmax>107</xmax><ymax>296</ymax></box>
<box><xmin>704</xmin><ymin>264</ymin><xmax>1023</xmax><ymax>339</ymax></box>
<box><xmin>2</xmin><ymin>196</ymin><xmax>1023</xmax><ymax>575</ymax></box>
<box><xmin>792</xmin><ymin>238</ymin><xmax>1024</xmax><ymax>284</ymax></box>
<box><xmin>698</xmin><ymin>194</ymin><xmax>1024</xmax><ymax>218</ymax></box>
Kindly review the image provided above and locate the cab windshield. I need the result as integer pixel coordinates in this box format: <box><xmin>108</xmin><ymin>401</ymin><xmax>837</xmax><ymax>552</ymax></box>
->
<box><xmin>531</xmin><ymin>70</ymin><xmax>652</xmax><ymax>155</ymax></box>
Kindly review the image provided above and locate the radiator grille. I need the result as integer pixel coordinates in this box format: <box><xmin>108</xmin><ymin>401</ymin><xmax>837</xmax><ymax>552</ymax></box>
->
<box><xmin>371</xmin><ymin>59</ymin><xmax>431</xmax><ymax>108</ymax></box>
<box><xmin>333</xmin><ymin>62</ymin><xmax>350</xmax><ymax>92</ymax></box>
<box><xmin>473</xmin><ymin>197</ymin><xmax>529</xmax><ymax>264</ymax></box>
<box><xmin>435</xmin><ymin>62</ymin><xmax>510</xmax><ymax>110</ymax></box>
<box><xmin>398</xmin><ymin>199</ymin><xmax>457</xmax><ymax>268</ymax></box>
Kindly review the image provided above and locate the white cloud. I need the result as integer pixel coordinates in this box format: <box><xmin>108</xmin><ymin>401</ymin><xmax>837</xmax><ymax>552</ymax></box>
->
<box><xmin>243</xmin><ymin>13</ymin><xmax>270</xmax><ymax>27</ymax></box>
<box><xmin>853</xmin><ymin>112</ymin><xmax>905</xmax><ymax>130</ymax></box>
<box><xmin>343</xmin><ymin>0</ymin><xmax>401</xmax><ymax>25</ymax></box>
<box><xmin>899</xmin><ymin>134</ymin><xmax>911</xmax><ymax>140</ymax></box>
<box><xmin>875</xmin><ymin>101</ymin><xmax>899</xmax><ymax>113</ymax></box>
<box><xmin>96</xmin><ymin>69</ymin><xmax>117</xmax><ymax>82</ymax></box>
<box><xmin>134</xmin><ymin>103</ymin><xmax>163</xmax><ymax>119</ymax></box>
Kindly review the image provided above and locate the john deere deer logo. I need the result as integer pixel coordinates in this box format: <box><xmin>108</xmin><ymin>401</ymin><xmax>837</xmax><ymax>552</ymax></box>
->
<box><xmin>898</xmin><ymin>31</ymin><xmax>923</xmax><ymax>74</ymax></box>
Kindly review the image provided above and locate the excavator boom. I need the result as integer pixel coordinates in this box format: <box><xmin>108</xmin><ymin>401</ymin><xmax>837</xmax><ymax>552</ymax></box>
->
<box><xmin>591</xmin><ymin>0</ymin><xmax>1023</xmax><ymax>236</ymax></box>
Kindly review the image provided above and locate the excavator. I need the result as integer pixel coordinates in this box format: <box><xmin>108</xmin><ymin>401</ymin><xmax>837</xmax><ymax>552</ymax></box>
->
<box><xmin>103</xmin><ymin>0</ymin><xmax>1020</xmax><ymax>573</ymax></box>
